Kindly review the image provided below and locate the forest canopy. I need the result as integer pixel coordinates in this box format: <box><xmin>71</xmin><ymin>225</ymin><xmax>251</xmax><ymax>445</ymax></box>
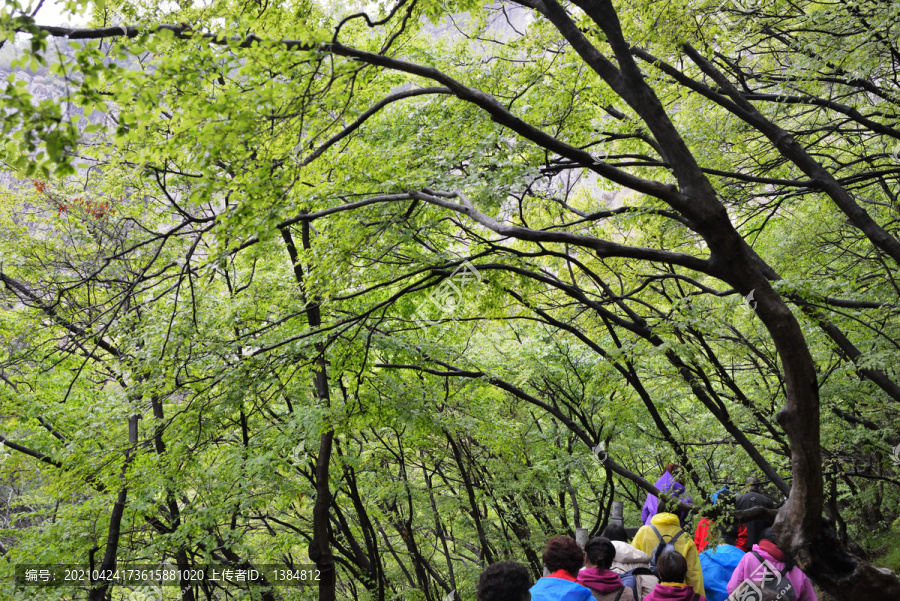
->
<box><xmin>1</xmin><ymin>0</ymin><xmax>900</xmax><ymax>599</ymax></box>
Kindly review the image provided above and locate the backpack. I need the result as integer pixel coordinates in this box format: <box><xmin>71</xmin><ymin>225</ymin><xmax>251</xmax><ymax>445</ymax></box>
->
<box><xmin>589</xmin><ymin>585</ymin><xmax>626</xmax><ymax>601</ymax></box>
<box><xmin>618</xmin><ymin>567</ymin><xmax>652</xmax><ymax>601</ymax></box>
<box><xmin>727</xmin><ymin>551</ymin><xmax>797</xmax><ymax>601</ymax></box>
<box><xmin>647</xmin><ymin>525</ymin><xmax>684</xmax><ymax>577</ymax></box>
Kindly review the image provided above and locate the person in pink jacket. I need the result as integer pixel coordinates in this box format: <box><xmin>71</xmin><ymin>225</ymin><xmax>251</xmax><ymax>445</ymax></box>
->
<box><xmin>726</xmin><ymin>528</ymin><xmax>818</xmax><ymax>601</ymax></box>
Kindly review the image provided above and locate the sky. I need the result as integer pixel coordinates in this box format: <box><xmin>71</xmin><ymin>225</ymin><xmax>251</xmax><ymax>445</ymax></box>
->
<box><xmin>29</xmin><ymin>0</ymin><xmax>89</xmax><ymax>27</ymax></box>
<box><xmin>27</xmin><ymin>0</ymin><xmax>387</xmax><ymax>28</ymax></box>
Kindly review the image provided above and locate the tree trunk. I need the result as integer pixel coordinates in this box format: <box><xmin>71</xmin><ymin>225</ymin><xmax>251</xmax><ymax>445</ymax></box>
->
<box><xmin>281</xmin><ymin>222</ymin><xmax>336</xmax><ymax>601</ymax></box>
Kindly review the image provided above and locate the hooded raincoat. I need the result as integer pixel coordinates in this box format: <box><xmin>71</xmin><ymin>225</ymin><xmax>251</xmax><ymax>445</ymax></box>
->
<box><xmin>577</xmin><ymin>568</ymin><xmax>634</xmax><ymax>601</ymax></box>
<box><xmin>726</xmin><ymin>544</ymin><xmax>818</xmax><ymax>601</ymax></box>
<box><xmin>531</xmin><ymin>571</ymin><xmax>594</xmax><ymax>601</ymax></box>
<box><xmin>641</xmin><ymin>472</ymin><xmax>692</xmax><ymax>526</ymax></box>
<box><xmin>642</xmin><ymin>583</ymin><xmax>706</xmax><ymax>601</ymax></box>
<box><xmin>631</xmin><ymin>513</ymin><xmax>705</xmax><ymax>596</ymax></box>
<box><xmin>698</xmin><ymin>544</ymin><xmax>744</xmax><ymax>601</ymax></box>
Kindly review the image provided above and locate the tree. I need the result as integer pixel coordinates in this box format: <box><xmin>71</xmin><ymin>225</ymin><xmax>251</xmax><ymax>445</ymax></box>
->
<box><xmin>1</xmin><ymin>0</ymin><xmax>900</xmax><ymax>599</ymax></box>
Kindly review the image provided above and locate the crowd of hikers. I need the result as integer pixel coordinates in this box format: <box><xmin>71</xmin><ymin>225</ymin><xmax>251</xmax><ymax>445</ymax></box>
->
<box><xmin>476</xmin><ymin>467</ymin><xmax>818</xmax><ymax>601</ymax></box>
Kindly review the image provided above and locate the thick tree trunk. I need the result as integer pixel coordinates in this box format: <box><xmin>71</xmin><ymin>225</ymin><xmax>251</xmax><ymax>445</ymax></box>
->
<box><xmin>543</xmin><ymin>2</ymin><xmax>900</xmax><ymax>596</ymax></box>
<box><xmin>804</xmin><ymin>522</ymin><xmax>899</xmax><ymax>596</ymax></box>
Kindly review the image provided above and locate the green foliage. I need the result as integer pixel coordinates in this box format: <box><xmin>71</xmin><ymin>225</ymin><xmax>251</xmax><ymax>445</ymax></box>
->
<box><xmin>1</xmin><ymin>0</ymin><xmax>899</xmax><ymax>599</ymax></box>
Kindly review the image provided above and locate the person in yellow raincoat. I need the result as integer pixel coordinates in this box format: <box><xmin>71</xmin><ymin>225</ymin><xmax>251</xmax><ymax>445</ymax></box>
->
<box><xmin>631</xmin><ymin>500</ymin><xmax>705</xmax><ymax>597</ymax></box>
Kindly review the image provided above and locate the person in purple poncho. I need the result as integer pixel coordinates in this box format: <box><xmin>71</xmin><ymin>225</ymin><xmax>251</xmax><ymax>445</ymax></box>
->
<box><xmin>641</xmin><ymin>464</ymin><xmax>691</xmax><ymax>527</ymax></box>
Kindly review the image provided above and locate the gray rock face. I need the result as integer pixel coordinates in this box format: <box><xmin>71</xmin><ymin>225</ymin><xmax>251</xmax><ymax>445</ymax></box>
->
<box><xmin>1</xmin><ymin>38</ymin><xmax>116</xmax><ymax>123</ymax></box>
<box><xmin>1</xmin><ymin>38</ymin><xmax>118</xmax><ymax>188</ymax></box>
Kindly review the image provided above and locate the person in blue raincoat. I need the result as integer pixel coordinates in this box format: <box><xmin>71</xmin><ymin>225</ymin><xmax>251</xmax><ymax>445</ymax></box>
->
<box><xmin>641</xmin><ymin>464</ymin><xmax>692</xmax><ymax>527</ymax></box>
<box><xmin>698</xmin><ymin>528</ymin><xmax>744</xmax><ymax>601</ymax></box>
<box><xmin>530</xmin><ymin>536</ymin><xmax>593</xmax><ymax>601</ymax></box>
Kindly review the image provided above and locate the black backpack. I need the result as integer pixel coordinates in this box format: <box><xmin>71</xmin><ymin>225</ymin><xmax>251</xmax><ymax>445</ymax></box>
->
<box><xmin>647</xmin><ymin>525</ymin><xmax>684</xmax><ymax>577</ymax></box>
<box><xmin>727</xmin><ymin>551</ymin><xmax>797</xmax><ymax>601</ymax></box>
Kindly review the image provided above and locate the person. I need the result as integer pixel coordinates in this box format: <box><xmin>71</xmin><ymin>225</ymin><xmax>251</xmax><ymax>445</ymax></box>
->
<box><xmin>530</xmin><ymin>536</ymin><xmax>593</xmax><ymax>601</ymax></box>
<box><xmin>693</xmin><ymin>488</ymin><xmax>728</xmax><ymax>553</ymax></box>
<box><xmin>698</xmin><ymin>529</ymin><xmax>745</xmax><ymax>601</ymax></box>
<box><xmin>727</xmin><ymin>528</ymin><xmax>818</xmax><ymax>601</ymax></box>
<box><xmin>478</xmin><ymin>561</ymin><xmax>534</xmax><ymax>601</ymax></box>
<box><xmin>734</xmin><ymin>477</ymin><xmax>775</xmax><ymax>552</ymax></box>
<box><xmin>602</xmin><ymin>524</ymin><xmax>658</xmax><ymax>600</ymax></box>
<box><xmin>641</xmin><ymin>465</ymin><xmax>692</xmax><ymax>527</ymax></box>
<box><xmin>631</xmin><ymin>500</ymin><xmax>705</xmax><ymax>596</ymax></box>
<box><xmin>643</xmin><ymin>550</ymin><xmax>707</xmax><ymax>601</ymax></box>
<box><xmin>577</xmin><ymin>537</ymin><xmax>635</xmax><ymax>601</ymax></box>
<box><xmin>693</xmin><ymin>517</ymin><xmax>712</xmax><ymax>554</ymax></box>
